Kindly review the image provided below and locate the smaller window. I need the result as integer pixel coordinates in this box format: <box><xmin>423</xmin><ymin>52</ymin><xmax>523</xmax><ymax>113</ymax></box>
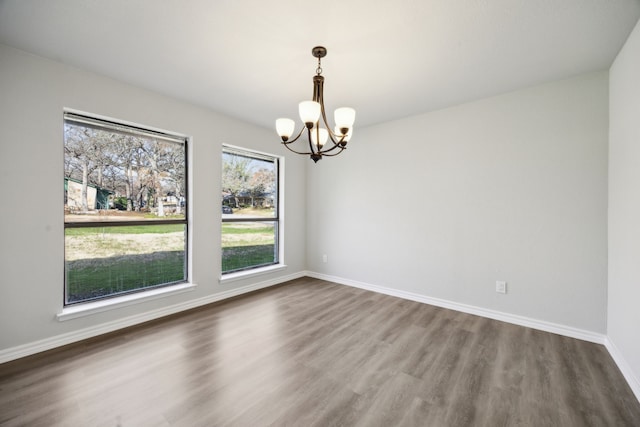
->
<box><xmin>221</xmin><ymin>146</ymin><xmax>280</xmax><ymax>274</ymax></box>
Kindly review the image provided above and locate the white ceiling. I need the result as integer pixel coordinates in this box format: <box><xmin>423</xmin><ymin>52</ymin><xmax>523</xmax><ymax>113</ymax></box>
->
<box><xmin>1</xmin><ymin>0</ymin><xmax>639</xmax><ymax>129</ymax></box>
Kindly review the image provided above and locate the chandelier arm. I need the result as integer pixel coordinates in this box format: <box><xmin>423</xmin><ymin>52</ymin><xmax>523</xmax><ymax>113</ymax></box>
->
<box><xmin>326</xmin><ymin>128</ymin><xmax>343</xmax><ymax>144</ymax></box>
<box><xmin>319</xmin><ymin>147</ymin><xmax>346</xmax><ymax>157</ymax></box>
<box><xmin>320</xmin><ymin>114</ymin><xmax>342</xmax><ymax>147</ymax></box>
<box><xmin>281</xmin><ymin>126</ymin><xmax>306</xmax><ymax>145</ymax></box>
<box><xmin>281</xmin><ymin>142</ymin><xmax>312</xmax><ymax>156</ymax></box>
<box><xmin>317</xmin><ymin>82</ymin><xmax>334</xmax><ymax>139</ymax></box>
<box><xmin>317</xmin><ymin>136</ymin><xmax>346</xmax><ymax>154</ymax></box>
<box><xmin>280</xmin><ymin>126</ymin><xmax>312</xmax><ymax>155</ymax></box>
<box><xmin>316</xmin><ymin>81</ymin><xmax>348</xmax><ymax>150</ymax></box>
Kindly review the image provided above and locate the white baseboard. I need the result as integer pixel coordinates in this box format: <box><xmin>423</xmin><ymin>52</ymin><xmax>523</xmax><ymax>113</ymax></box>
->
<box><xmin>604</xmin><ymin>337</ymin><xmax>640</xmax><ymax>403</ymax></box>
<box><xmin>0</xmin><ymin>271</ymin><xmax>305</xmax><ymax>364</ymax></box>
<box><xmin>305</xmin><ymin>271</ymin><xmax>606</xmax><ymax>344</ymax></box>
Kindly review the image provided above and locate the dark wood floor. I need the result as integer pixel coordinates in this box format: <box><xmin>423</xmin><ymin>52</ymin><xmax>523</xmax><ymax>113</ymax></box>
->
<box><xmin>1</xmin><ymin>277</ymin><xmax>639</xmax><ymax>426</ymax></box>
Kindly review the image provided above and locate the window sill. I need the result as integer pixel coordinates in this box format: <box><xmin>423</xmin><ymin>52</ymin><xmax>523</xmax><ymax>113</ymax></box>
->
<box><xmin>57</xmin><ymin>282</ymin><xmax>197</xmax><ymax>321</ymax></box>
<box><xmin>219</xmin><ymin>264</ymin><xmax>287</xmax><ymax>284</ymax></box>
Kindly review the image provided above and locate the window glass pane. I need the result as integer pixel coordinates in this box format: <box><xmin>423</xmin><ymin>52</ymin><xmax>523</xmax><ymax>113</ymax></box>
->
<box><xmin>63</xmin><ymin>112</ymin><xmax>188</xmax><ymax>306</ymax></box>
<box><xmin>222</xmin><ymin>152</ymin><xmax>277</xmax><ymax>218</ymax></box>
<box><xmin>221</xmin><ymin>221</ymin><xmax>277</xmax><ymax>273</ymax></box>
<box><xmin>64</xmin><ymin>120</ymin><xmax>186</xmax><ymax>222</ymax></box>
<box><xmin>65</xmin><ymin>225</ymin><xmax>186</xmax><ymax>304</ymax></box>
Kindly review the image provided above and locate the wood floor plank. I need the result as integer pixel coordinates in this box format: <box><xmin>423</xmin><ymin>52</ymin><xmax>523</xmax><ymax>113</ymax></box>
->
<box><xmin>1</xmin><ymin>277</ymin><xmax>639</xmax><ymax>426</ymax></box>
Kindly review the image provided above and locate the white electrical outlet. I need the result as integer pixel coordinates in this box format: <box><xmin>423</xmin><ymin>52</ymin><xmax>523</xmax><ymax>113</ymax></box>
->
<box><xmin>496</xmin><ymin>281</ymin><xmax>507</xmax><ymax>294</ymax></box>
<box><xmin>322</xmin><ymin>254</ymin><xmax>328</xmax><ymax>263</ymax></box>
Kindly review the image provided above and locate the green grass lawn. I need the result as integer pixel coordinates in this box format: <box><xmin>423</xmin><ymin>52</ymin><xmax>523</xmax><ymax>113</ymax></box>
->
<box><xmin>65</xmin><ymin>222</ymin><xmax>275</xmax><ymax>303</ymax></box>
<box><xmin>65</xmin><ymin>224</ymin><xmax>185</xmax><ymax>236</ymax></box>
<box><xmin>66</xmin><ymin>251</ymin><xmax>185</xmax><ymax>303</ymax></box>
<box><xmin>222</xmin><ymin>244</ymin><xmax>275</xmax><ymax>272</ymax></box>
<box><xmin>65</xmin><ymin>224</ymin><xmax>186</xmax><ymax>303</ymax></box>
<box><xmin>221</xmin><ymin>222</ymin><xmax>276</xmax><ymax>272</ymax></box>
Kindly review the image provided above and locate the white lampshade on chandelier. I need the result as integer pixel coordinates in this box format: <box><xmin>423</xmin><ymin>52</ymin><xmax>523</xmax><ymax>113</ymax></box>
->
<box><xmin>276</xmin><ymin>46</ymin><xmax>356</xmax><ymax>163</ymax></box>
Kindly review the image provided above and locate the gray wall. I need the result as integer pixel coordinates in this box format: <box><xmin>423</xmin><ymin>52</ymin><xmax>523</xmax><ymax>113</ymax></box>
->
<box><xmin>307</xmin><ymin>72</ymin><xmax>609</xmax><ymax>333</ymax></box>
<box><xmin>609</xmin><ymin>18</ymin><xmax>640</xmax><ymax>396</ymax></box>
<box><xmin>0</xmin><ymin>44</ymin><xmax>307</xmax><ymax>352</ymax></box>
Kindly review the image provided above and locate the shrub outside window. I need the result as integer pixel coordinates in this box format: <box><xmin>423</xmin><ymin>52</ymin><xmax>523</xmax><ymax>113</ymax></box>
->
<box><xmin>222</xmin><ymin>146</ymin><xmax>280</xmax><ymax>274</ymax></box>
<box><xmin>63</xmin><ymin>112</ymin><xmax>188</xmax><ymax>305</ymax></box>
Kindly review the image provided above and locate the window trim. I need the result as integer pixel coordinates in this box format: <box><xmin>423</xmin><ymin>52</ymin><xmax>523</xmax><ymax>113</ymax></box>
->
<box><xmin>57</xmin><ymin>282</ymin><xmax>197</xmax><ymax>321</ymax></box>
<box><xmin>219</xmin><ymin>264</ymin><xmax>288</xmax><ymax>284</ymax></box>
<box><xmin>63</xmin><ymin>109</ymin><xmax>190</xmax><ymax>306</ymax></box>
<box><xmin>221</xmin><ymin>144</ymin><xmax>283</xmax><ymax>276</ymax></box>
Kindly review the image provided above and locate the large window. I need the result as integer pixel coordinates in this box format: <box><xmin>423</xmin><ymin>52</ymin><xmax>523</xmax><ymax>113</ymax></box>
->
<box><xmin>222</xmin><ymin>146</ymin><xmax>280</xmax><ymax>274</ymax></box>
<box><xmin>64</xmin><ymin>112</ymin><xmax>188</xmax><ymax>305</ymax></box>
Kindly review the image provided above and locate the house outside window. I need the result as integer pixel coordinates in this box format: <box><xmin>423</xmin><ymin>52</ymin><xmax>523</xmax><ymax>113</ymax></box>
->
<box><xmin>221</xmin><ymin>145</ymin><xmax>280</xmax><ymax>274</ymax></box>
<box><xmin>63</xmin><ymin>111</ymin><xmax>188</xmax><ymax>305</ymax></box>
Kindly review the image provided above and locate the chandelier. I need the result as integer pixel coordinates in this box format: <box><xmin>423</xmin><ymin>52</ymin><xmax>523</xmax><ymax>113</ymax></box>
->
<box><xmin>276</xmin><ymin>46</ymin><xmax>355</xmax><ymax>163</ymax></box>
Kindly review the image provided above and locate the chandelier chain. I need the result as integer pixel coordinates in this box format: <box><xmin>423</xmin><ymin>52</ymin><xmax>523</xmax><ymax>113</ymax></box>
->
<box><xmin>316</xmin><ymin>56</ymin><xmax>323</xmax><ymax>75</ymax></box>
